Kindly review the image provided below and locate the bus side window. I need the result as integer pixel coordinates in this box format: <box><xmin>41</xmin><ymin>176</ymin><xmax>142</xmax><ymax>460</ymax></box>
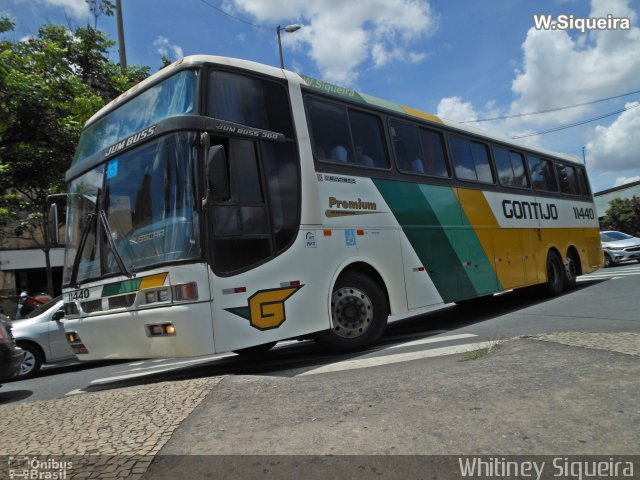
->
<box><xmin>450</xmin><ymin>135</ymin><xmax>494</xmax><ymax>183</ymax></box>
<box><xmin>307</xmin><ymin>99</ymin><xmax>354</xmax><ymax>164</ymax></box>
<box><xmin>493</xmin><ymin>146</ymin><xmax>529</xmax><ymax>188</ymax></box>
<box><xmin>557</xmin><ymin>163</ymin><xmax>580</xmax><ymax>195</ymax></box>
<box><xmin>208</xmin><ymin>71</ymin><xmax>294</xmax><ymax>138</ymax></box>
<box><xmin>390</xmin><ymin>120</ymin><xmax>423</xmax><ymax>174</ymax></box>
<box><xmin>419</xmin><ymin>128</ymin><xmax>449</xmax><ymax>177</ymax></box>
<box><xmin>577</xmin><ymin>167</ymin><xmax>591</xmax><ymax>197</ymax></box>
<box><xmin>528</xmin><ymin>156</ymin><xmax>558</xmax><ymax>192</ymax></box>
<box><xmin>349</xmin><ymin>110</ymin><xmax>389</xmax><ymax>169</ymax></box>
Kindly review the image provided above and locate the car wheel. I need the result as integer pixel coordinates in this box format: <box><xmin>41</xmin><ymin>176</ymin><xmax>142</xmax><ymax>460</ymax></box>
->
<box><xmin>18</xmin><ymin>343</ymin><xmax>43</xmax><ymax>379</ymax></box>
<box><xmin>544</xmin><ymin>251</ymin><xmax>565</xmax><ymax>296</ymax></box>
<box><xmin>603</xmin><ymin>253</ymin><xmax>612</xmax><ymax>268</ymax></box>
<box><xmin>314</xmin><ymin>272</ymin><xmax>389</xmax><ymax>352</ymax></box>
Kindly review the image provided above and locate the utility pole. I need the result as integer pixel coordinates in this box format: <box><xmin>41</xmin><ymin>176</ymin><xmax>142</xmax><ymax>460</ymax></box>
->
<box><xmin>116</xmin><ymin>0</ymin><xmax>127</xmax><ymax>71</ymax></box>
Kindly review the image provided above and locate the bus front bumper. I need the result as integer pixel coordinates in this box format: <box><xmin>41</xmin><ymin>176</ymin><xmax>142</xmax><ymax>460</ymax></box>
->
<box><xmin>63</xmin><ymin>302</ymin><xmax>215</xmax><ymax>361</ymax></box>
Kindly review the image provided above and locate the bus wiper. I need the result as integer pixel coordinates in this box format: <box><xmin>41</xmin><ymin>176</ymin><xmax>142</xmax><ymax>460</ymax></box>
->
<box><xmin>70</xmin><ymin>212</ymin><xmax>96</xmax><ymax>288</ymax></box>
<box><xmin>99</xmin><ymin>209</ymin><xmax>132</xmax><ymax>278</ymax></box>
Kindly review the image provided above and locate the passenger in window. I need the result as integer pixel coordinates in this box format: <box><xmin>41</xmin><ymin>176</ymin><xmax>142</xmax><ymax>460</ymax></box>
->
<box><xmin>411</xmin><ymin>159</ymin><xmax>425</xmax><ymax>174</ymax></box>
<box><xmin>355</xmin><ymin>145</ymin><xmax>375</xmax><ymax>166</ymax></box>
<box><xmin>331</xmin><ymin>145</ymin><xmax>348</xmax><ymax>162</ymax></box>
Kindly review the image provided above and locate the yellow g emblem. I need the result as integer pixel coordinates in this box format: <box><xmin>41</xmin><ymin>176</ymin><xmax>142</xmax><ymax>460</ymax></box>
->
<box><xmin>226</xmin><ymin>286</ymin><xmax>303</xmax><ymax>330</ymax></box>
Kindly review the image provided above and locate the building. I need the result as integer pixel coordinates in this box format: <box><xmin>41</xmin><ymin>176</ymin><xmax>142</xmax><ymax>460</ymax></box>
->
<box><xmin>594</xmin><ymin>180</ymin><xmax>640</xmax><ymax>219</ymax></box>
<box><xmin>0</xmin><ymin>237</ymin><xmax>64</xmax><ymax>318</ymax></box>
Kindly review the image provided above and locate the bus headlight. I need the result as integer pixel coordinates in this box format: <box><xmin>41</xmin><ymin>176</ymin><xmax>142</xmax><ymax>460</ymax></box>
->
<box><xmin>142</xmin><ymin>287</ymin><xmax>171</xmax><ymax>305</ymax></box>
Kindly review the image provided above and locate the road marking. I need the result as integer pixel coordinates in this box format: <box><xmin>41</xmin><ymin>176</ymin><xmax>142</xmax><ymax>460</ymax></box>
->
<box><xmin>298</xmin><ymin>341</ymin><xmax>494</xmax><ymax>376</ymax></box>
<box><xmin>65</xmin><ymin>388</ymin><xmax>86</xmax><ymax>396</ymax></box>
<box><xmin>385</xmin><ymin>333</ymin><xmax>477</xmax><ymax>350</ymax></box>
<box><xmin>92</xmin><ymin>356</ymin><xmax>234</xmax><ymax>385</ymax></box>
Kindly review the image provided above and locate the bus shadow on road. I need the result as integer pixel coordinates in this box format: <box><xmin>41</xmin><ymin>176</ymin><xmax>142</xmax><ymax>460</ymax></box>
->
<box><xmin>385</xmin><ymin>277</ymin><xmax>610</xmax><ymax>336</ymax></box>
<box><xmin>76</xmin><ymin>279</ymin><xmax>612</xmax><ymax>394</ymax></box>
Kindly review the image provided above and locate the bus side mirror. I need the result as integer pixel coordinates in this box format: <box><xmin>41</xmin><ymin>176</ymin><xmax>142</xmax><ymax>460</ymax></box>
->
<box><xmin>48</xmin><ymin>203</ymin><xmax>60</xmax><ymax>246</ymax></box>
<box><xmin>203</xmin><ymin>145</ymin><xmax>229</xmax><ymax>208</ymax></box>
<box><xmin>47</xmin><ymin>195</ymin><xmax>67</xmax><ymax>247</ymax></box>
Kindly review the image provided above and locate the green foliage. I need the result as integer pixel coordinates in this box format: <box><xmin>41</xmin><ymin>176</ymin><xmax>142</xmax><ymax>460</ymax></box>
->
<box><xmin>0</xmin><ymin>16</ymin><xmax>149</xmax><ymax>292</ymax></box>
<box><xmin>600</xmin><ymin>196</ymin><xmax>640</xmax><ymax>237</ymax></box>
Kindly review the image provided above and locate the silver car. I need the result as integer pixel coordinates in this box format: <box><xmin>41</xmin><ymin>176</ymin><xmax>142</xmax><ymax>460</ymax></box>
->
<box><xmin>11</xmin><ymin>296</ymin><xmax>75</xmax><ymax>378</ymax></box>
<box><xmin>600</xmin><ymin>230</ymin><xmax>640</xmax><ymax>267</ymax></box>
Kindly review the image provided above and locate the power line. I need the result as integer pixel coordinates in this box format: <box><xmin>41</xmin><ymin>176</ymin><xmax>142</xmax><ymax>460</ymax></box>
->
<box><xmin>461</xmin><ymin>89</ymin><xmax>640</xmax><ymax>123</ymax></box>
<box><xmin>509</xmin><ymin>102</ymin><xmax>640</xmax><ymax>139</ymax></box>
<box><xmin>196</xmin><ymin>0</ymin><xmax>272</xmax><ymax>30</ymax></box>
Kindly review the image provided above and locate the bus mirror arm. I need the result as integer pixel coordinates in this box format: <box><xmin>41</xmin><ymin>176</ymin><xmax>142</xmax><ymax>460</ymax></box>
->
<box><xmin>202</xmin><ymin>145</ymin><xmax>229</xmax><ymax>208</ymax></box>
<box><xmin>47</xmin><ymin>194</ymin><xmax>67</xmax><ymax>247</ymax></box>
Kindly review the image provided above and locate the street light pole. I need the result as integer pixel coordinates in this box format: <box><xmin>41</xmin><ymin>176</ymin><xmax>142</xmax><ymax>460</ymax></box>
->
<box><xmin>116</xmin><ymin>0</ymin><xmax>127</xmax><ymax>71</ymax></box>
<box><xmin>276</xmin><ymin>24</ymin><xmax>302</xmax><ymax>69</ymax></box>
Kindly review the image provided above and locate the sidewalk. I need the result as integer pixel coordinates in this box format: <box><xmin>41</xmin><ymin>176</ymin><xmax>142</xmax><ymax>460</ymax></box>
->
<box><xmin>0</xmin><ymin>332</ymin><xmax>638</xmax><ymax>479</ymax></box>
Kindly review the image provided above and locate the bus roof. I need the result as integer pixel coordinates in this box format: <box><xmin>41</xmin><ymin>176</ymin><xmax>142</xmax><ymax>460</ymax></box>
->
<box><xmin>86</xmin><ymin>54</ymin><xmax>583</xmax><ymax>166</ymax></box>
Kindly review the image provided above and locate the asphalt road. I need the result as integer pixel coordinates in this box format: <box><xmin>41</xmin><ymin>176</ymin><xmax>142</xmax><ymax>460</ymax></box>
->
<box><xmin>1</xmin><ymin>261</ymin><xmax>639</xmax><ymax>406</ymax></box>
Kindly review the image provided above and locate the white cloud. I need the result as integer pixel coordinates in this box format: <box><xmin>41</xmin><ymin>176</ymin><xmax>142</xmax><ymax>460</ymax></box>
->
<box><xmin>614</xmin><ymin>175</ymin><xmax>640</xmax><ymax>186</ymax></box>
<box><xmin>510</xmin><ymin>0</ymin><xmax>640</xmax><ymax>126</ymax></box>
<box><xmin>153</xmin><ymin>36</ymin><xmax>184</xmax><ymax>61</ymax></box>
<box><xmin>228</xmin><ymin>0</ymin><xmax>437</xmax><ymax>85</ymax></box>
<box><xmin>41</xmin><ymin>0</ymin><xmax>89</xmax><ymax>19</ymax></box>
<box><xmin>586</xmin><ymin>102</ymin><xmax>640</xmax><ymax>172</ymax></box>
<box><xmin>436</xmin><ymin>96</ymin><xmax>478</xmax><ymax>122</ymax></box>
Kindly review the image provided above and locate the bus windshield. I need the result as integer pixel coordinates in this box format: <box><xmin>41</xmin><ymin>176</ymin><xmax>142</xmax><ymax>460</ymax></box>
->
<box><xmin>63</xmin><ymin>132</ymin><xmax>201</xmax><ymax>286</ymax></box>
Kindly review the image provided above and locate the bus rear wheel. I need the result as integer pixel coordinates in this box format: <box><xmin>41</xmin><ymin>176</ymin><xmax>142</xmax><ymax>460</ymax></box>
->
<box><xmin>544</xmin><ymin>251</ymin><xmax>565</xmax><ymax>296</ymax></box>
<box><xmin>563</xmin><ymin>251</ymin><xmax>579</xmax><ymax>290</ymax></box>
<box><xmin>314</xmin><ymin>272</ymin><xmax>389</xmax><ymax>352</ymax></box>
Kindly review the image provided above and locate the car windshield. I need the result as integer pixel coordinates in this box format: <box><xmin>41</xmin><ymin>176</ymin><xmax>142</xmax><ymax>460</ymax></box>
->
<box><xmin>21</xmin><ymin>296</ymin><xmax>63</xmax><ymax>320</ymax></box>
<box><xmin>600</xmin><ymin>231</ymin><xmax>633</xmax><ymax>242</ymax></box>
<box><xmin>63</xmin><ymin>132</ymin><xmax>201</xmax><ymax>285</ymax></box>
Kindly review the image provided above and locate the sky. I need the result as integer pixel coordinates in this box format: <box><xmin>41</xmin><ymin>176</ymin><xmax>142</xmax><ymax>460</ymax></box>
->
<box><xmin>2</xmin><ymin>0</ymin><xmax>640</xmax><ymax>192</ymax></box>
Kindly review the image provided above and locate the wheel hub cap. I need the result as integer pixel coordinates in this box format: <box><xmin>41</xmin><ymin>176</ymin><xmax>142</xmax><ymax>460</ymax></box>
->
<box><xmin>331</xmin><ymin>287</ymin><xmax>373</xmax><ymax>338</ymax></box>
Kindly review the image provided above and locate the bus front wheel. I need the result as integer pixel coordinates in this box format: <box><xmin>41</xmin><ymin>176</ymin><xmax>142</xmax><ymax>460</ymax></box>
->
<box><xmin>314</xmin><ymin>272</ymin><xmax>389</xmax><ymax>352</ymax></box>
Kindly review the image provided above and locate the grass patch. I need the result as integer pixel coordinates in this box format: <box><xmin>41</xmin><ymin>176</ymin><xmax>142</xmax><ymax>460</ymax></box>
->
<box><xmin>461</xmin><ymin>336</ymin><xmax>508</xmax><ymax>362</ymax></box>
<box><xmin>462</xmin><ymin>347</ymin><xmax>490</xmax><ymax>361</ymax></box>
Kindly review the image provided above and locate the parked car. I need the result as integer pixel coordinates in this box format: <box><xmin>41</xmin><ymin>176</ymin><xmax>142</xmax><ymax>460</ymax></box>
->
<box><xmin>11</xmin><ymin>296</ymin><xmax>75</xmax><ymax>379</ymax></box>
<box><xmin>0</xmin><ymin>313</ymin><xmax>24</xmax><ymax>383</ymax></box>
<box><xmin>600</xmin><ymin>230</ymin><xmax>640</xmax><ymax>267</ymax></box>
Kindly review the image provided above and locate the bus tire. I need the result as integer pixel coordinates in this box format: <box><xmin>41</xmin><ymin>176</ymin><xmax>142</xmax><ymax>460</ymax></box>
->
<box><xmin>544</xmin><ymin>251</ymin><xmax>565</xmax><ymax>296</ymax></box>
<box><xmin>563</xmin><ymin>251</ymin><xmax>579</xmax><ymax>291</ymax></box>
<box><xmin>314</xmin><ymin>272</ymin><xmax>389</xmax><ymax>352</ymax></box>
<box><xmin>233</xmin><ymin>341</ymin><xmax>277</xmax><ymax>356</ymax></box>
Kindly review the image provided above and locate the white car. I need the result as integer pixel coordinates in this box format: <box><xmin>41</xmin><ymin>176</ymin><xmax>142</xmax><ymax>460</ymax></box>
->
<box><xmin>600</xmin><ymin>230</ymin><xmax>640</xmax><ymax>267</ymax></box>
<box><xmin>11</xmin><ymin>297</ymin><xmax>75</xmax><ymax>379</ymax></box>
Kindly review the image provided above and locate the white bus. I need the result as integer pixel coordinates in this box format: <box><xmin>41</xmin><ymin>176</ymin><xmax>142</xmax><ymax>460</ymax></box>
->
<box><xmin>52</xmin><ymin>55</ymin><xmax>602</xmax><ymax>360</ymax></box>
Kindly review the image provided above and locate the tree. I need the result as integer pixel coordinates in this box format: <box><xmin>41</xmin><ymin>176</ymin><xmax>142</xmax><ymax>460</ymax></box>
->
<box><xmin>600</xmin><ymin>196</ymin><xmax>640</xmax><ymax>237</ymax></box>
<box><xmin>0</xmin><ymin>17</ymin><xmax>149</xmax><ymax>295</ymax></box>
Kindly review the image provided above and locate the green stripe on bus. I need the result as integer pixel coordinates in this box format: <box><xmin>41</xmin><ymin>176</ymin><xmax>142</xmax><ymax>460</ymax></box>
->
<box><xmin>102</xmin><ymin>278</ymin><xmax>143</xmax><ymax>297</ymax></box>
<box><xmin>373</xmin><ymin>180</ymin><xmax>477</xmax><ymax>302</ymax></box>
